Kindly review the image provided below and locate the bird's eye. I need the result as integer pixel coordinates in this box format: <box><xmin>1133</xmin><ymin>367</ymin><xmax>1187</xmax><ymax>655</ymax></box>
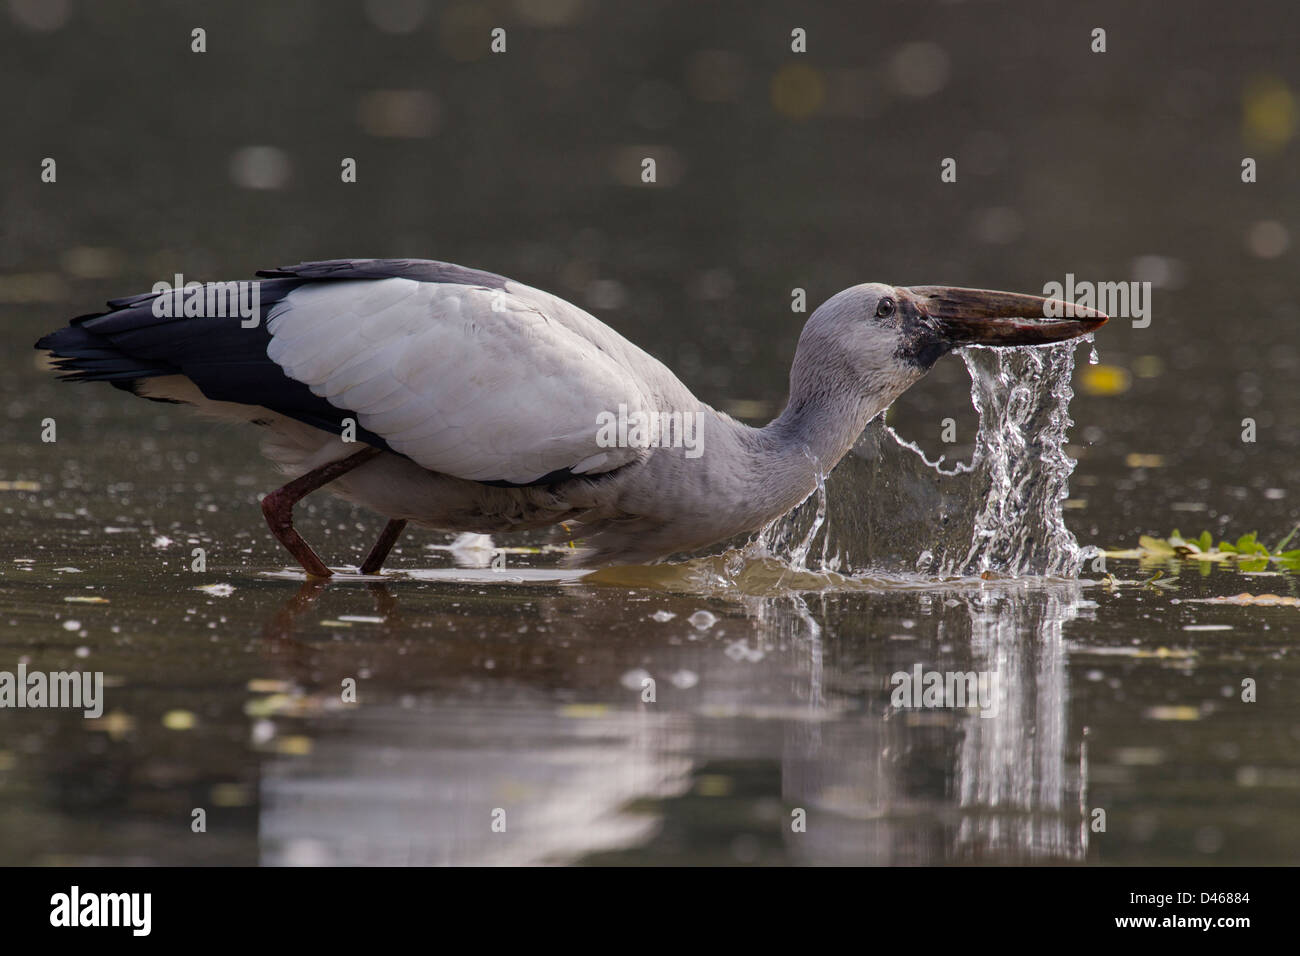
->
<box><xmin>875</xmin><ymin>297</ymin><xmax>896</xmax><ymax>318</ymax></box>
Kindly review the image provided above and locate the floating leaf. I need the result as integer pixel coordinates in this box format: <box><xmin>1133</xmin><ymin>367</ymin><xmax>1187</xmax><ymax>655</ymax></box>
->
<box><xmin>1145</xmin><ymin>705</ymin><xmax>1201</xmax><ymax>721</ymax></box>
<box><xmin>1192</xmin><ymin>593</ymin><xmax>1300</xmax><ymax>607</ymax></box>
<box><xmin>1110</xmin><ymin>528</ymin><xmax>1300</xmax><ymax>571</ymax></box>
<box><xmin>1139</xmin><ymin>535</ymin><xmax>1175</xmax><ymax>554</ymax></box>
<box><xmin>1276</xmin><ymin>550</ymin><xmax>1300</xmax><ymax>572</ymax></box>
<box><xmin>162</xmin><ymin>710</ymin><xmax>196</xmax><ymax>731</ymax></box>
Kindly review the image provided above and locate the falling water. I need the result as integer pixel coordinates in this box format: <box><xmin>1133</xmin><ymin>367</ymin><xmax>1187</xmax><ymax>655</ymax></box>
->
<box><xmin>755</xmin><ymin>340</ymin><xmax>1087</xmax><ymax>579</ymax></box>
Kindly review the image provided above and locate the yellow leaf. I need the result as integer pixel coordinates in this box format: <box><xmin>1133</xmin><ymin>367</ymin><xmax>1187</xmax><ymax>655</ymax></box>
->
<box><xmin>1079</xmin><ymin>364</ymin><xmax>1131</xmax><ymax>396</ymax></box>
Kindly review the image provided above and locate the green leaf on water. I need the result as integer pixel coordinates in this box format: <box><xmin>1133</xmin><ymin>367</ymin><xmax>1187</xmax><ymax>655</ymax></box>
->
<box><xmin>1110</xmin><ymin>528</ymin><xmax>1300</xmax><ymax>570</ymax></box>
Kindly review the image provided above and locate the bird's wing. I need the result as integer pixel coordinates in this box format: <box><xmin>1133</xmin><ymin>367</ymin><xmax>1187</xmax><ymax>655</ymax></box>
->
<box><xmin>39</xmin><ymin>258</ymin><xmax>694</xmax><ymax>486</ymax></box>
<box><xmin>263</xmin><ymin>274</ymin><xmax>655</xmax><ymax>484</ymax></box>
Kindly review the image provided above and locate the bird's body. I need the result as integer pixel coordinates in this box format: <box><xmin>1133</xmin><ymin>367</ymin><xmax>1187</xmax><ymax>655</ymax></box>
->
<box><xmin>38</xmin><ymin>259</ymin><xmax>1106</xmax><ymax>575</ymax></box>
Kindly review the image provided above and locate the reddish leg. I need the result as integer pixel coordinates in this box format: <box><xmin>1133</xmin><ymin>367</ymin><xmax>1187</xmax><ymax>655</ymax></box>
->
<box><xmin>261</xmin><ymin>579</ymin><xmax>328</xmax><ymax>651</ymax></box>
<box><xmin>261</xmin><ymin>448</ymin><xmax>381</xmax><ymax>578</ymax></box>
<box><xmin>360</xmin><ymin>518</ymin><xmax>407</xmax><ymax>575</ymax></box>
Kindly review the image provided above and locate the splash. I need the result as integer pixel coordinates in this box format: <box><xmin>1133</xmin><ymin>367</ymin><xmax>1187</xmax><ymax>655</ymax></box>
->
<box><xmin>754</xmin><ymin>340</ymin><xmax>1088</xmax><ymax>579</ymax></box>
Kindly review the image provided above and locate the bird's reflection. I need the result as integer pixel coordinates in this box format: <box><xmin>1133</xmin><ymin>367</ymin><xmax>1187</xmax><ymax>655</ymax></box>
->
<box><xmin>259</xmin><ymin>579</ymin><xmax>404</xmax><ymax>659</ymax></box>
<box><xmin>250</xmin><ymin>571</ymin><xmax>1091</xmax><ymax>864</ymax></box>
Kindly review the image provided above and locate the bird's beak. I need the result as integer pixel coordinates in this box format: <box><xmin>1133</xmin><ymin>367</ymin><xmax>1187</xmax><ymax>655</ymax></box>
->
<box><xmin>903</xmin><ymin>286</ymin><xmax>1107</xmax><ymax>347</ymax></box>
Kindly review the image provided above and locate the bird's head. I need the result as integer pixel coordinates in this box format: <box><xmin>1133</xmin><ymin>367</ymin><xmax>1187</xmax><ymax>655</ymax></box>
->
<box><xmin>788</xmin><ymin>282</ymin><xmax>1108</xmax><ymax>424</ymax></box>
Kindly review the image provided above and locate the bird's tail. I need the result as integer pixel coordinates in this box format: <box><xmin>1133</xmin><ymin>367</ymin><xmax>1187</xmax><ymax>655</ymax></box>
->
<box><xmin>37</xmin><ymin>319</ymin><xmax>171</xmax><ymax>389</ymax></box>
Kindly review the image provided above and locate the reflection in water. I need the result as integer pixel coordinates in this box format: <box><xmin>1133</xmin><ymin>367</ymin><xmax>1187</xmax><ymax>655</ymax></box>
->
<box><xmin>954</xmin><ymin>583</ymin><xmax>1086</xmax><ymax>861</ymax></box>
<box><xmin>253</xmin><ymin>574</ymin><xmax>1090</xmax><ymax>865</ymax></box>
<box><xmin>259</xmin><ymin>702</ymin><xmax>692</xmax><ymax>866</ymax></box>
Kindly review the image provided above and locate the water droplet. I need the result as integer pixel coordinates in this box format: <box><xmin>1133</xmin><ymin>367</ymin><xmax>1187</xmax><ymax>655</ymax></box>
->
<box><xmin>688</xmin><ymin>610</ymin><xmax>718</xmax><ymax>630</ymax></box>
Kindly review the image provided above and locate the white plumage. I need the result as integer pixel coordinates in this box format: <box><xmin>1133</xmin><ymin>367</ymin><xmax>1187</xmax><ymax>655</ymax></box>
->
<box><xmin>266</xmin><ymin>278</ymin><xmax>666</xmax><ymax>484</ymax></box>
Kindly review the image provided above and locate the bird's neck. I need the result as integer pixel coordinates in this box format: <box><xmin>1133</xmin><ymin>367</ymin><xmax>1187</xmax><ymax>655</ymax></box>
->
<box><xmin>699</xmin><ymin>390</ymin><xmax>885</xmax><ymax>534</ymax></box>
<box><xmin>620</xmin><ymin>396</ymin><xmax>882</xmax><ymax>555</ymax></box>
<box><xmin>762</xmin><ymin>388</ymin><xmax>884</xmax><ymax>478</ymax></box>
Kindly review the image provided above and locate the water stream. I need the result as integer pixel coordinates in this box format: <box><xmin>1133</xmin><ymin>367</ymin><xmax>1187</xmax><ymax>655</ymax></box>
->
<box><xmin>755</xmin><ymin>340</ymin><xmax>1089</xmax><ymax>580</ymax></box>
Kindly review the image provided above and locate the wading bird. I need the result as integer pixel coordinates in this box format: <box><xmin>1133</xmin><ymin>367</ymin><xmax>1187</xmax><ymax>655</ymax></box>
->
<box><xmin>37</xmin><ymin>259</ymin><xmax>1106</xmax><ymax>576</ymax></box>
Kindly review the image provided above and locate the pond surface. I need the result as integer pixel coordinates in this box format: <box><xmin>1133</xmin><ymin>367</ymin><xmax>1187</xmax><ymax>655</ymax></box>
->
<box><xmin>1</xmin><ymin>417</ymin><xmax>1297</xmax><ymax>865</ymax></box>
<box><xmin>2</xmin><ymin>0</ymin><xmax>1298</xmax><ymax>865</ymax></box>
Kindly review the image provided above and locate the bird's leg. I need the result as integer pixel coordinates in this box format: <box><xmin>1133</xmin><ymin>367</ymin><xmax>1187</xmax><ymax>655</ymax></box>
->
<box><xmin>359</xmin><ymin>519</ymin><xmax>407</xmax><ymax>575</ymax></box>
<box><xmin>261</xmin><ymin>447</ymin><xmax>382</xmax><ymax>578</ymax></box>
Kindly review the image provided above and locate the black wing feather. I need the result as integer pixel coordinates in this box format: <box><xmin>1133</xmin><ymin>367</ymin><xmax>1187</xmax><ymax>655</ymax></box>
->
<box><xmin>34</xmin><ymin>260</ymin><xmax>578</xmax><ymax>486</ymax></box>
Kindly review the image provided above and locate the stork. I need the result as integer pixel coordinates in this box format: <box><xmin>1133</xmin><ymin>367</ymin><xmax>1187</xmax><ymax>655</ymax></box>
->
<box><xmin>37</xmin><ymin>259</ymin><xmax>1106</xmax><ymax>576</ymax></box>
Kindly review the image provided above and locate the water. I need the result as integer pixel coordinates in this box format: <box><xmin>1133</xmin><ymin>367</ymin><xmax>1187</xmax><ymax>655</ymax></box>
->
<box><xmin>756</xmin><ymin>340</ymin><xmax>1085</xmax><ymax>580</ymax></box>
<box><xmin>4</xmin><ymin>0</ymin><xmax>1300</xmax><ymax>866</ymax></box>
<box><xmin>955</xmin><ymin>344</ymin><xmax>1083</xmax><ymax>576</ymax></box>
